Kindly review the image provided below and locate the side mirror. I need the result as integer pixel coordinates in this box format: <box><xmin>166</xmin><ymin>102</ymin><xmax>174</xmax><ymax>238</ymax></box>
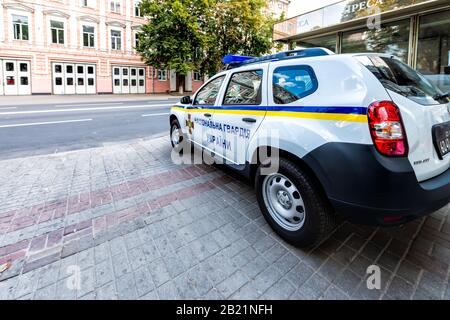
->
<box><xmin>180</xmin><ymin>96</ymin><xmax>192</xmax><ymax>105</ymax></box>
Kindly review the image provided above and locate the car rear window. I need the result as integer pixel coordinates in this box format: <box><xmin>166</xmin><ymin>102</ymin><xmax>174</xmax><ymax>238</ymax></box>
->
<box><xmin>273</xmin><ymin>65</ymin><xmax>318</xmax><ymax>104</ymax></box>
<box><xmin>356</xmin><ymin>55</ymin><xmax>446</xmax><ymax>106</ymax></box>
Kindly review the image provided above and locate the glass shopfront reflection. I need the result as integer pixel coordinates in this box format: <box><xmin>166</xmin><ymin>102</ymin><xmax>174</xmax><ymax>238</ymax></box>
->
<box><xmin>417</xmin><ymin>10</ymin><xmax>450</xmax><ymax>93</ymax></box>
<box><xmin>341</xmin><ymin>19</ymin><xmax>410</xmax><ymax>63</ymax></box>
<box><xmin>295</xmin><ymin>34</ymin><xmax>337</xmax><ymax>53</ymax></box>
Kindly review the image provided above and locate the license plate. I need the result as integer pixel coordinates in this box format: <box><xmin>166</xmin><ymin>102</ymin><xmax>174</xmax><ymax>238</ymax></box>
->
<box><xmin>432</xmin><ymin>121</ymin><xmax>450</xmax><ymax>159</ymax></box>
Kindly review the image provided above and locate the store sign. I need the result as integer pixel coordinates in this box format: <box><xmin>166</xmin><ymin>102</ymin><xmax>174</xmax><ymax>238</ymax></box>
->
<box><xmin>296</xmin><ymin>10</ymin><xmax>324</xmax><ymax>34</ymax></box>
<box><xmin>277</xmin><ymin>0</ymin><xmax>435</xmax><ymax>38</ymax></box>
<box><xmin>343</xmin><ymin>0</ymin><xmax>385</xmax><ymax>15</ymax></box>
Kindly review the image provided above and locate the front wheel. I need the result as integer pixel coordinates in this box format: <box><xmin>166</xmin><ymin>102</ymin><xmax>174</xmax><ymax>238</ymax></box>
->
<box><xmin>170</xmin><ymin>119</ymin><xmax>184</xmax><ymax>150</ymax></box>
<box><xmin>255</xmin><ymin>158</ymin><xmax>336</xmax><ymax>248</ymax></box>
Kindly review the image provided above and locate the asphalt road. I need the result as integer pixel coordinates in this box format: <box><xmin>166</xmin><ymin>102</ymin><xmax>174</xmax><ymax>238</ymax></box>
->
<box><xmin>0</xmin><ymin>98</ymin><xmax>181</xmax><ymax>160</ymax></box>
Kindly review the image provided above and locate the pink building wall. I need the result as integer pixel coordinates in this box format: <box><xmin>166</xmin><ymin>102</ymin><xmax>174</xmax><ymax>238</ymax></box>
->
<box><xmin>0</xmin><ymin>0</ymin><xmax>204</xmax><ymax>95</ymax></box>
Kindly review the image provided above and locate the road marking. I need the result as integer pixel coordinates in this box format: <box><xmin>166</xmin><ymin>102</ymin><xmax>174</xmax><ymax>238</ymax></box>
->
<box><xmin>147</xmin><ymin>99</ymin><xmax>180</xmax><ymax>104</ymax></box>
<box><xmin>0</xmin><ymin>104</ymin><xmax>176</xmax><ymax>116</ymax></box>
<box><xmin>142</xmin><ymin>113</ymin><xmax>170</xmax><ymax>117</ymax></box>
<box><xmin>0</xmin><ymin>107</ymin><xmax>17</xmax><ymax>111</ymax></box>
<box><xmin>0</xmin><ymin>119</ymin><xmax>93</xmax><ymax>129</ymax></box>
<box><xmin>55</xmin><ymin>102</ymin><xmax>124</xmax><ymax>107</ymax></box>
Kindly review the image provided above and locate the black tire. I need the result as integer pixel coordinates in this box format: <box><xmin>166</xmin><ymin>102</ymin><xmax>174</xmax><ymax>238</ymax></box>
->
<box><xmin>255</xmin><ymin>158</ymin><xmax>336</xmax><ymax>248</ymax></box>
<box><xmin>170</xmin><ymin>119</ymin><xmax>185</xmax><ymax>152</ymax></box>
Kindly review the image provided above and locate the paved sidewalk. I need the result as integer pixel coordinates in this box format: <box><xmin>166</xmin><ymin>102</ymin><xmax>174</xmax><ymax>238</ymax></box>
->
<box><xmin>0</xmin><ymin>136</ymin><xmax>449</xmax><ymax>300</ymax></box>
<box><xmin>0</xmin><ymin>94</ymin><xmax>181</xmax><ymax>106</ymax></box>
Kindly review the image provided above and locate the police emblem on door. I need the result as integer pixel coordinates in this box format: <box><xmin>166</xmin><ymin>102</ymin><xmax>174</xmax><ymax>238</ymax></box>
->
<box><xmin>186</xmin><ymin>114</ymin><xmax>194</xmax><ymax>134</ymax></box>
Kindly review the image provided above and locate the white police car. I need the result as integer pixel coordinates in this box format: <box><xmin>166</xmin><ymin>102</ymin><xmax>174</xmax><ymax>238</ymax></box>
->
<box><xmin>169</xmin><ymin>48</ymin><xmax>450</xmax><ymax>247</ymax></box>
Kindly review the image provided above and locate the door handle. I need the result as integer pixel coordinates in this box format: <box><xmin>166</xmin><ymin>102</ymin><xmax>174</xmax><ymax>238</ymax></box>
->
<box><xmin>204</xmin><ymin>113</ymin><xmax>212</xmax><ymax>118</ymax></box>
<box><xmin>242</xmin><ymin>118</ymin><xmax>257</xmax><ymax>123</ymax></box>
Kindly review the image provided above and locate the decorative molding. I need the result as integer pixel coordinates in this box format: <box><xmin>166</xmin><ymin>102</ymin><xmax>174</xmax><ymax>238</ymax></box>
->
<box><xmin>106</xmin><ymin>20</ymin><xmax>126</xmax><ymax>28</ymax></box>
<box><xmin>78</xmin><ymin>15</ymin><xmax>100</xmax><ymax>24</ymax></box>
<box><xmin>2</xmin><ymin>2</ymin><xmax>35</xmax><ymax>13</ymax></box>
<box><xmin>131</xmin><ymin>25</ymin><xmax>142</xmax><ymax>31</ymax></box>
<box><xmin>43</xmin><ymin>10</ymin><xmax>70</xmax><ymax>19</ymax></box>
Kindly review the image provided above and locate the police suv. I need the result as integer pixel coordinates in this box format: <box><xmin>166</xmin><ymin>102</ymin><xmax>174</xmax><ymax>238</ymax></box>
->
<box><xmin>169</xmin><ymin>48</ymin><xmax>450</xmax><ymax>247</ymax></box>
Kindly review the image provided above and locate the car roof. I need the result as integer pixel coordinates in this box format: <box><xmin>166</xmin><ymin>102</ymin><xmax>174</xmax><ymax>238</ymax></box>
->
<box><xmin>220</xmin><ymin>50</ymin><xmax>397</xmax><ymax>74</ymax></box>
<box><xmin>209</xmin><ymin>50</ymin><xmax>400</xmax><ymax>81</ymax></box>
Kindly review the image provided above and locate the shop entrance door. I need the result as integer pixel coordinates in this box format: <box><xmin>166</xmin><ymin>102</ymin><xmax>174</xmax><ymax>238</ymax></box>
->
<box><xmin>138</xmin><ymin>68</ymin><xmax>146</xmax><ymax>93</ymax></box>
<box><xmin>3</xmin><ymin>60</ymin><xmax>18</xmax><ymax>95</ymax></box>
<box><xmin>0</xmin><ymin>61</ymin><xmax>3</xmax><ymax>96</ymax></box>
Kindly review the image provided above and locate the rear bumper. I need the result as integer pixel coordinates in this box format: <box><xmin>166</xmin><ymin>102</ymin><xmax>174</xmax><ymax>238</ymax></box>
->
<box><xmin>303</xmin><ymin>143</ymin><xmax>450</xmax><ymax>226</ymax></box>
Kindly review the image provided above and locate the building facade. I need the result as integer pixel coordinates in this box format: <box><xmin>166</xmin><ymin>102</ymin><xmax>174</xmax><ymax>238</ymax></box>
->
<box><xmin>274</xmin><ymin>0</ymin><xmax>450</xmax><ymax>92</ymax></box>
<box><xmin>0</xmin><ymin>0</ymin><xmax>205</xmax><ymax>95</ymax></box>
<box><xmin>268</xmin><ymin>0</ymin><xmax>290</xmax><ymax>17</ymax></box>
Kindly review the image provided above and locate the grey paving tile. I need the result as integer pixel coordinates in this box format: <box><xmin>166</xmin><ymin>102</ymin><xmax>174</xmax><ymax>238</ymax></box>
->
<box><xmin>297</xmin><ymin>274</ymin><xmax>330</xmax><ymax>300</ymax></box>
<box><xmin>261</xmin><ymin>278</ymin><xmax>296</xmax><ymax>300</ymax></box>
<box><xmin>321</xmin><ymin>285</ymin><xmax>349</xmax><ymax>300</ymax></box>
<box><xmin>385</xmin><ymin>276</ymin><xmax>415</xmax><ymax>300</ymax></box>
<box><xmin>217</xmin><ymin>270</ymin><xmax>249</xmax><ymax>298</ymax></box>
<box><xmin>116</xmin><ymin>272</ymin><xmax>137</xmax><ymax>300</ymax></box>
<box><xmin>96</xmin><ymin>282</ymin><xmax>117</xmax><ymax>300</ymax></box>
<box><xmin>285</xmin><ymin>262</ymin><xmax>315</xmax><ymax>288</ymax></box>
<box><xmin>148</xmin><ymin>258</ymin><xmax>172</xmax><ymax>287</ymax></box>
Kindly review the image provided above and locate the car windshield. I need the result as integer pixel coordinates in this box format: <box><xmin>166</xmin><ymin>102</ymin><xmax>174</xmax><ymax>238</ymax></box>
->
<box><xmin>356</xmin><ymin>55</ymin><xmax>448</xmax><ymax>106</ymax></box>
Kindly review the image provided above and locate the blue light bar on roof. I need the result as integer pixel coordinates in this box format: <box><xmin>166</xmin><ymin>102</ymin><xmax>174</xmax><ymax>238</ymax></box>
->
<box><xmin>222</xmin><ymin>48</ymin><xmax>334</xmax><ymax>69</ymax></box>
<box><xmin>222</xmin><ymin>55</ymin><xmax>256</xmax><ymax>65</ymax></box>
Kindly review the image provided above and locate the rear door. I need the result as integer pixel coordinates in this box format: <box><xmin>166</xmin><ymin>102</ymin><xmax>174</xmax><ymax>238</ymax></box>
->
<box><xmin>212</xmin><ymin>66</ymin><xmax>267</xmax><ymax>165</ymax></box>
<box><xmin>357</xmin><ymin>55</ymin><xmax>450</xmax><ymax>182</ymax></box>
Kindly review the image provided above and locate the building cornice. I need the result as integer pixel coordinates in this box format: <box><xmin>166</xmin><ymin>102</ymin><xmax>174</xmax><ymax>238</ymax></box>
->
<box><xmin>43</xmin><ymin>10</ymin><xmax>70</xmax><ymax>19</ymax></box>
<box><xmin>78</xmin><ymin>15</ymin><xmax>100</xmax><ymax>24</ymax></box>
<box><xmin>106</xmin><ymin>20</ymin><xmax>126</xmax><ymax>28</ymax></box>
<box><xmin>2</xmin><ymin>2</ymin><xmax>34</xmax><ymax>13</ymax></box>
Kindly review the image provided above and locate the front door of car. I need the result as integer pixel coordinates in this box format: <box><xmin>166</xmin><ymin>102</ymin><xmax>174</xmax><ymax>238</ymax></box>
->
<box><xmin>212</xmin><ymin>67</ymin><xmax>268</xmax><ymax>166</ymax></box>
<box><xmin>186</xmin><ymin>75</ymin><xmax>226</xmax><ymax>154</ymax></box>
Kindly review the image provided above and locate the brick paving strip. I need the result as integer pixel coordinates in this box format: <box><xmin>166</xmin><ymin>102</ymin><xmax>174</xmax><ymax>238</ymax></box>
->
<box><xmin>1</xmin><ymin>166</ymin><xmax>210</xmax><ymax>234</ymax></box>
<box><xmin>0</xmin><ymin>165</ymin><xmax>232</xmax><ymax>277</ymax></box>
<box><xmin>0</xmin><ymin>136</ymin><xmax>449</xmax><ymax>300</ymax></box>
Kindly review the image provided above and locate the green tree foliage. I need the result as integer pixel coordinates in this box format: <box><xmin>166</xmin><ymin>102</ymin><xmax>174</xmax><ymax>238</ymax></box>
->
<box><xmin>137</xmin><ymin>0</ymin><xmax>279</xmax><ymax>77</ymax></box>
<box><xmin>137</xmin><ymin>0</ymin><xmax>206</xmax><ymax>77</ymax></box>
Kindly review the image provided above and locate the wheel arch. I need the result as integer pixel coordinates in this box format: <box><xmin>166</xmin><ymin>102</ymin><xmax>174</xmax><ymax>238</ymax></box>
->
<box><xmin>170</xmin><ymin>114</ymin><xmax>179</xmax><ymax>126</ymax></box>
<box><xmin>249</xmin><ymin>146</ymin><xmax>331</xmax><ymax>204</ymax></box>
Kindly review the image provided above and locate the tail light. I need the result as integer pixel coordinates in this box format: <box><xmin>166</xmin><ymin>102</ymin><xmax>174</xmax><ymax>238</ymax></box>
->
<box><xmin>367</xmin><ymin>101</ymin><xmax>408</xmax><ymax>157</ymax></box>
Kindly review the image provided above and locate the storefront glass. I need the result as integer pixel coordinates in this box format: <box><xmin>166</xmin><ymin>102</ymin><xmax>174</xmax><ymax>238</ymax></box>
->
<box><xmin>274</xmin><ymin>0</ymin><xmax>431</xmax><ymax>40</ymax></box>
<box><xmin>417</xmin><ymin>10</ymin><xmax>450</xmax><ymax>93</ymax></box>
<box><xmin>341</xmin><ymin>19</ymin><xmax>410</xmax><ymax>63</ymax></box>
<box><xmin>295</xmin><ymin>34</ymin><xmax>337</xmax><ymax>53</ymax></box>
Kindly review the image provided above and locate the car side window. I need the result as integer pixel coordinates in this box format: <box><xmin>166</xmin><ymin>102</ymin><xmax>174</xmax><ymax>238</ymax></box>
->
<box><xmin>273</xmin><ymin>66</ymin><xmax>318</xmax><ymax>104</ymax></box>
<box><xmin>223</xmin><ymin>70</ymin><xmax>263</xmax><ymax>105</ymax></box>
<box><xmin>193</xmin><ymin>76</ymin><xmax>225</xmax><ymax>106</ymax></box>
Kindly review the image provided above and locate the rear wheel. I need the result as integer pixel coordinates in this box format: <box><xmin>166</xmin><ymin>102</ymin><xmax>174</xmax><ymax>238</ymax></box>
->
<box><xmin>255</xmin><ymin>158</ymin><xmax>335</xmax><ymax>248</ymax></box>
